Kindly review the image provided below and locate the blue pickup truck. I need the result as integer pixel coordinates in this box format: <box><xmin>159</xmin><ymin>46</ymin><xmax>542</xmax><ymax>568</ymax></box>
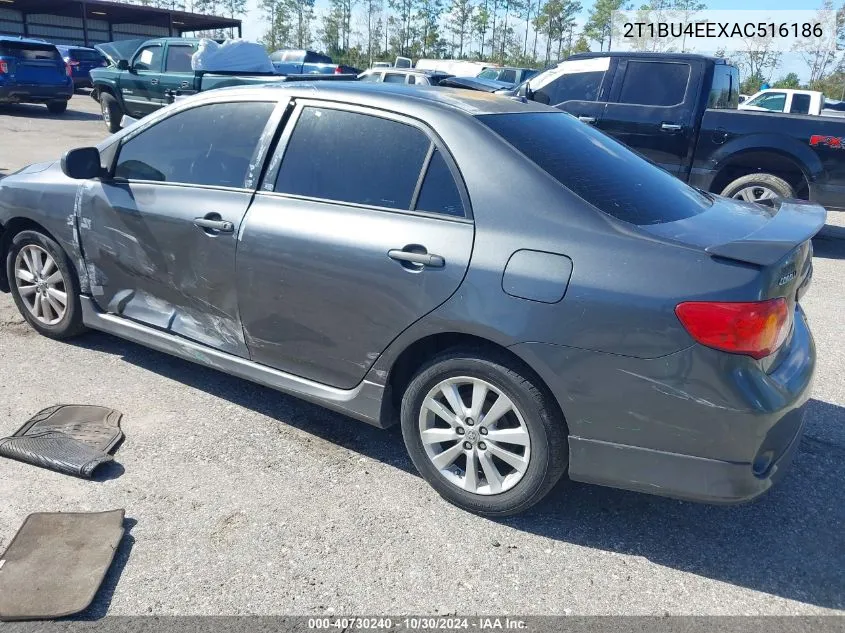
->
<box><xmin>269</xmin><ymin>49</ymin><xmax>360</xmax><ymax>75</ymax></box>
<box><xmin>0</xmin><ymin>36</ymin><xmax>73</xmax><ymax>113</ymax></box>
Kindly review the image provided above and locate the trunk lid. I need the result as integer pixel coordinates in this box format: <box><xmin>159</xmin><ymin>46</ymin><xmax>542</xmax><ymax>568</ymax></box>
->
<box><xmin>0</xmin><ymin>41</ymin><xmax>66</xmax><ymax>85</ymax></box>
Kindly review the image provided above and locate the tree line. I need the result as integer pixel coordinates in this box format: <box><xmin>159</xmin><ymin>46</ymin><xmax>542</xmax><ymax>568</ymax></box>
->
<box><xmin>117</xmin><ymin>0</ymin><xmax>845</xmax><ymax>99</ymax></box>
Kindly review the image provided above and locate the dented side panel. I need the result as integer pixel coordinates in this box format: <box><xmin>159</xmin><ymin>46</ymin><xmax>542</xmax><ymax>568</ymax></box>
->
<box><xmin>77</xmin><ymin>181</ymin><xmax>251</xmax><ymax>357</ymax></box>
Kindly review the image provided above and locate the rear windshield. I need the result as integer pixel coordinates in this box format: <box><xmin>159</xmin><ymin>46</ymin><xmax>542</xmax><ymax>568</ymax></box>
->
<box><xmin>0</xmin><ymin>42</ymin><xmax>61</xmax><ymax>61</ymax></box>
<box><xmin>69</xmin><ymin>48</ymin><xmax>103</xmax><ymax>61</ymax></box>
<box><xmin>478</xmin><ymin>112</ymin><xmax>712</xmax><ymax>225</ymax></box>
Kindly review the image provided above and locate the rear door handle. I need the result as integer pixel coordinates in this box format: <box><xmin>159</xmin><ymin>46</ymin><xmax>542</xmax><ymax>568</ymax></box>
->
<box><xmin>577</xmin><ymin>115</ymin><xmax>596</xmax><ymax>123</ymax></box>
<box><xmin>388</xmin><ymin>249</ymin><xmax>445</xmax><ymax>268</ymax></box>
<box><xmin>194</xmin><ymin>217</ymin><xmax>234</xmax><ymax>233</ymax></box>
<box><xmin>150</xmin><ymin>78</ymin><xmax>159</xmax><ymax>86</ymax></box>
<box><xmin>180</xmin><ymin>80</ymin><xmax>190</xmax><ymax>89</ymax></box>
<box><xmin>661</xmin><ymin>122</ymin><xmax>682</xmax><ymax>132</ymax></box>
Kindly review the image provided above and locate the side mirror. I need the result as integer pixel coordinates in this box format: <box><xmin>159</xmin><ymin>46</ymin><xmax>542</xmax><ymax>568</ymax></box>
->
<box><xmin>61</xmin><ymin>147</ymin><xmax>102</xmax><ymax>180</ymax></box>
<box><xmin>117</xmin><ymin>59</ymin><xmax>130</xmax><ymax>71</ymax></box>
<box><xmin>517</xmin><ymin>81</ymin><xmax>533</xmax><ymax>100</ymax></box>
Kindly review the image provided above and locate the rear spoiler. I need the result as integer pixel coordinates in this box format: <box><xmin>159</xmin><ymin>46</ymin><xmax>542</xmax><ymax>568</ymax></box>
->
<box><xmin>706</xmin><ymin>200</ymin><xmax>827</xmax><ymax>266</ymax></box>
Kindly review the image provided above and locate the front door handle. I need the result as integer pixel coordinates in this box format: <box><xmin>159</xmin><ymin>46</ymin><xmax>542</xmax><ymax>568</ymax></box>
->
<box><xmin>150</xmin><ymin>78</ymin><xmax>159</xmax><ymax>86</ymax></box>
<box><xmin>388</xmin><ymin>249</ymin><xmax>445</xmax><ymax>268</ymax></box>
<box><xmin>577</xmin><ymin>115</ymin><xmax>596</xmax><ymax>123</ymax></box>
<box><xmin>661</xmin><ymin>122</ymin><xmax>683</xmax><ymax>132</ymax></box>
<box><xmin>194</xmin><ymin>217</ymin><xmax>234</xmax><ymax>233</ymax></box>
<box><xmin>180</xmin><ymin>80</ymin><xmax>190</xmax><ymax>89</ymax></box>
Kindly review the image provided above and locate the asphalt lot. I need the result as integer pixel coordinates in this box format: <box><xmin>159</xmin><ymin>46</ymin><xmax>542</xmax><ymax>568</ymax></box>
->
<box><xmin>0</xmin><ymin>94</ymin><xmax>844</xmax><ymax>616</ymax></box>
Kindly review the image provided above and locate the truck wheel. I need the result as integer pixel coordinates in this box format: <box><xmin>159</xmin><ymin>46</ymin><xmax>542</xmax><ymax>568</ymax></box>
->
<box><xmin>46</xmin><ymin>100</ymin><xmax>68</xmax><ymax>114</ymax></box>
<box><xmin>720</xmin><ymin>173</ymin><xmax>796</xmax><ymax>204</ymax></box>
<box><xmin>99</xmin><ymin>92</ymin><xmax>122</xmax><ymax>133</ymax></box>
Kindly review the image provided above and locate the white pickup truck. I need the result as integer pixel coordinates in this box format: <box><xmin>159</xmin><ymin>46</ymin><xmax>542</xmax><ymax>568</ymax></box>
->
<box><xmin>738</xmin><ymin>88</ymin><xmax>845</xmax><ymax>117</ymax></box>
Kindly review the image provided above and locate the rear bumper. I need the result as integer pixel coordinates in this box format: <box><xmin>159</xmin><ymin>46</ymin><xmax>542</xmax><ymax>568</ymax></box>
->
<box><xmin>0</xmin><ymin>83</ymin><xmax>72</xmax><ymax>103</ymax></box>
<box><xmin>509</xmin><ymin>307</ymin><xmax>815</xmax><ymax>504</ymax></box>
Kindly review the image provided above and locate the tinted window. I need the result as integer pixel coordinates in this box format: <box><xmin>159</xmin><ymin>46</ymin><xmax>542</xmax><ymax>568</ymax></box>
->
<box><xmin>0</xmin><ymin>42</ymin><xmax>61</xmax><ymax>61</ymax></box>
<box><xmin>708</xmin><ymin>64</ymin><xmax>739</xmax><ymax>109</ymax></box>
<box><xmin>479</xmin><ymin>112</ymin><xmax>711</xmax><ymax>225</ymax></box>
<box><xmin>133</xmin><ymin>45</ymin><xmax>162</xmax><ymax>72</ymax></box>
<box><xmin>790</xmin><ymin>93</ymin><xmax>811</xmax><ymax>114</ymax></box>
<box><xmin>69</xmin><ymin>48</ymin><xmax>102</xmax><ymax>61</ymax></box>
<box><xmin>535</xmin><ymin>71</ymin><xmax>606</xmax><ymax>105</ymax></box>
<box><xmin>384</xmin><ymin>73</ymin><xmax>406</xmax><ymax>83</ymax></box>
<box><xmin>500</xmin><ymin>69</ymin><xmax>517</xmax><ymax>83</ymax></box>
<box><xmin>415</xmin><ymin>149</ymin><xmax>464</xmax><ymax>217</ymax></box>
<box><xmin>305</xmin><ymin>51</ymin><xmax>332</xmax><ymax>64</ymax></box>
<box><xmin>618</xmin><ymin>61</ymin><xmax>689</xmax><ymax>106</ymax></box>
<box><xmin>166</xmin><ymin>45</ymin><xmax>194</xmax><ymax>72</ymax></box>
<box><xmin>115</xmin><ymin>101</ymin><xmax>275</xmax><ymax>187</ymax></box>
<box><xmin>275</xmin><ymin>107</ymin><xmax>430</xmax><ymax>210</ymax></box>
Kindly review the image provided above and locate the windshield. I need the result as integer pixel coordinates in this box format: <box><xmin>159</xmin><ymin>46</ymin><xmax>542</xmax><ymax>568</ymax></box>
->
<box><xmin>479</xmin><ymin>112</ymin><xmax>712</xmax><ymax>225</ymax></box>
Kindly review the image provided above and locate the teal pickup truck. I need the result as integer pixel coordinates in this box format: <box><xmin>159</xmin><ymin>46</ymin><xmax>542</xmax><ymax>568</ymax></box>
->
<box><xmin>90</xmin><ymin>37</ymin><xmax>352</xmax><ymax>132</ymax></box>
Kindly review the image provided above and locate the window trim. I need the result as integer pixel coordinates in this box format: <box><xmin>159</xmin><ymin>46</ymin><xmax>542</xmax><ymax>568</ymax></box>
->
<box><xmin>260</xmin><ymin>99</ymin><xmax>472</xmax><ymax>220</ymax></box>
<box><xmin>609</xmin><ymin>59</ymin><xmax>696</xmax><ymax>109</ymax></box>
<box><xmin>109</xmin><ymin>97</ymin><xmax>287</xmax><ymax>191</ymax></box>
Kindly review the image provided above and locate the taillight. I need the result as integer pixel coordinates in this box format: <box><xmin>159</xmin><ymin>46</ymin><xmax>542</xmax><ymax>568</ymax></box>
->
<box><xmin>334</xmin><ymin>65</ymin><xmax>343</xmax><ymax>74</ymax></box>
<box><xmin>0</xmin><ymin>60</ymin><xmax>8</xmax><ymax>74</ymax></box>
<box><xmin>675</xmin><ymin>298</ymin><xmax>791</xmax><ymax>359</ymax></box>
<box><xmin>65</xmin><ymin>62</ymin><xmax>72</xmax><ymax>76</ymax></box>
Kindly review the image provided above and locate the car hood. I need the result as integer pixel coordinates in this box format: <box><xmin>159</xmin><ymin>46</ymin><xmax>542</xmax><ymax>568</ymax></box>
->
<box><xmin>437</xmin><ymin>76</ymin><xmax>512</xmax><ymax>92</ymax></box>
<box><xmin>95</xmin><ymin>39</ymin><xmax>146</xmax><ymax>65</ymax></box>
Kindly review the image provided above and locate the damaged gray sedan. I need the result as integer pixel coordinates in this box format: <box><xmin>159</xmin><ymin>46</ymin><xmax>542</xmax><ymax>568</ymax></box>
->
<box><xmin>0</xmin><ymin>83</ymin><xmax>825</xmax><ymax>515</ymax></box>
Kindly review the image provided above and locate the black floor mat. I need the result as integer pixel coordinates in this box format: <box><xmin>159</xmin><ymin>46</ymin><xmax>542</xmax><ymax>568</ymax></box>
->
<box><xmin>0</xmin><ymin>405</ymin><xmax>123</xmax><ymax>478</ymax></box>
<box><xmin>0</xmin><ymin>510</ymin><xmax>126</xmax><ymax>621</ymax></box>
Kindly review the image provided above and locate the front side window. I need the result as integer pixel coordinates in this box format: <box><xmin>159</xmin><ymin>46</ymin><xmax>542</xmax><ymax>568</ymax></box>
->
<box><xmin>747</xmin><ymin>92</ymin><xmax>787</xmax><ymax>111</ymax></box>
<box><xmin>618</xmin><ymin>61</ymin><xmax>690</xmax><ymax>107</ymax></box>
<box><xmin>133</xmin><ymin>45</ymin><xmax>162</xmax><ymax>72</ymax></box>
<box><xmin>358</xmin><ymin>71</ymin><xmax>381</xmax><ymax>82</ymax></box>
<box><xmin>165</xmin><ymin>45</ymin><xmax>194</xmax><ymax>72</ymax></box>
<box><xmin>114</xmin><ymin>101</ymin><xmax>275</xmax><ymax>187</ymax></box>
<box><xmin>478</xmin><ymin>68</ymin><xmax>499</xmax><ymax>80</ymax></box>
<box><xmin>274</xmin><ymin>107</ymin><xmax>431</xmax><ymax>210</ymax></box>
<box><xmin>529</xmin><ymin>57</ymin><xmax>610</xmax><ymax>105</ymax></box>
<box><xmin>479</xmin><ymin>112</ymin><xmax>711</xmax><ymax>225</ymax></box>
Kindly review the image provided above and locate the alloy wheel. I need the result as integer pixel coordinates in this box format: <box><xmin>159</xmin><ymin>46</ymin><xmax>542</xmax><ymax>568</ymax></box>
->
<box><xmin>418</xmin><ymin>376</ymin><xmax>531</xmax><ymax>495</ymax></box>
<box><xmin>14</xmin><ymin>244</ymin><xmax>68</xmax><ymax>325</ymax></box>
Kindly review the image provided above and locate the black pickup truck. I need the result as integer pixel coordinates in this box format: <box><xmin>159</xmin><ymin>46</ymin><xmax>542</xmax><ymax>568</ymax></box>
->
<box><xmin>508</xmin><ymin>52</ymin><xmax>845</xmax><ymax>210</ymax></box>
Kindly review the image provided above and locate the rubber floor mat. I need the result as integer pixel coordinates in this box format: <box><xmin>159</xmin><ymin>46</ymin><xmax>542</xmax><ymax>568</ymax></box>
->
<box><xmin>0</xmin><ymin>510</ymin><xmax>125</xmax><ymax>620</ymax></box>
<box><xmin>0</xmin><ymin>405</ymin><xmax>123</xmax><ymax>478</ymax></box>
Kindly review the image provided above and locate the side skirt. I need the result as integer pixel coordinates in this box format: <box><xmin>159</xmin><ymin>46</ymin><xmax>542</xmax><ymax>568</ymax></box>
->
<box><xmin>80</xmin><ymin>296</ymin><xmax>388</xmax><ymax>428</ymax></box>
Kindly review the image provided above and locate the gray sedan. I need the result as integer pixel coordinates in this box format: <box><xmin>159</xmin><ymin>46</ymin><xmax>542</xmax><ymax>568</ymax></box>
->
<box><xmin>0</xmin><ymin>83</ymin><xmax>825</xmax><ymax>515</ymax></box>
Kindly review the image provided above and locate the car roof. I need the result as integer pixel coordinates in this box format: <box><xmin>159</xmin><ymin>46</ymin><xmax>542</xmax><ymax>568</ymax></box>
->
<box><xmin>366</xmin><ymin>68</ymin><xmax>449</xmax><ymax>76</ymax></box>
<box><xmin>0</xmin><ymin>36</ymin><xmax>56</xmax><ymax>46</ymax></box>
<box><xmin>215</xmin><ymin>81</ymin><xmax>554</xmax><ymax>116</ymax></box>
<box><xmin>568</xmin><ymin>51</ymin><xmax>723</xmax><ymax>63</ymax></box>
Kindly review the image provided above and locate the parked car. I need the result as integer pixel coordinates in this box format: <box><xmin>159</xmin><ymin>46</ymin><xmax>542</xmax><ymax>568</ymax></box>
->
<box><xmin>0</xmin><ymin>82</ymin><xmax>823</xmax><ymax>515</ymax></box>
<box><xmin>358</xmin><ymin>67</ymin><xmax>453</xmax><ymax>85</ymax></box>
<box><xmin>438</xmin><ymin>75</ymin><xmax>514</xmax><ymax>92</ymax></box>
<box><xmin>269</xmin><ymin>49</ymin><xmax>359</xmax><ymax>75</ymax></box>
<box><xmin>55</xmin><ymin>44</ymin><xmax>107</xmax><ymax>90</ymax></box>
<box><xmin>476</xmin><ymin>66</ymin><xmax>537</xmax><ymax>87</ymax></box>
<box><xmin>415</xmin><ymin>58</ymin><xmax>498</xmax><ymax>77</ymax></box>
<box><xmin>503</xmin><ymin>52</ymin><xmax>845</xmax><ymax>210</ymax></box>
<box><xmin>91</xmin><ymin>38</ymin><xmax>354</xmax><ymax>132</ymax></box>
<box><xmin>0</xmin><ymin>36</ymin><xmax>72</xmax><ymax>113</ymax></box>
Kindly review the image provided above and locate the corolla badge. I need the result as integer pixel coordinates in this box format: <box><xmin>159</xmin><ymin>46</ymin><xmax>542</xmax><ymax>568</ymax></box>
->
<box><xmin>778</xmin><ymin>270</ymin><xmax>797</xmax><ymax>286</ymax></box>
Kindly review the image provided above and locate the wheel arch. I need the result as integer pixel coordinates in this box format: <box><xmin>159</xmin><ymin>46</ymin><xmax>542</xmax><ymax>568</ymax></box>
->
<box><xmin>0</xmin><ymin>218</ymin><xmax>67</xmax><ymax>292</ymax></box>
<box><xmin>708</xmin><ymin>143</ymin><xmax>818</xmax><ymax>199</ymax></box>
<box><xmin>379</xmin><ymin>331</ymin><xmax>567</xmax><ymax>432</ymax></box>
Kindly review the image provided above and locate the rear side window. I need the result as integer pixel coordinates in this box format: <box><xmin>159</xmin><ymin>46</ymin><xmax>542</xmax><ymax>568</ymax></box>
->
<box><xmin>115</xmin><ymin>101</ymin><xmax>275</xmax><ymax>187</ymax></box>
<box><xmin>415</xmin><ymin>149</ymin><xmax>464</xmax><ymax>217</ymax></box>
<box><xmin>274</xmin><ymin>107</ymin><xmax>431</xmax><ymax>210</ymax></box>
<box><xmin>500</xmin><ymin>69</ymin><xmax>517</xmax><ymax>83</ymax></box>
<box><xmin>618</xmin><ymin>61</ymin><xmax>690</xmax><ymax>106</ymax></box>
<box><xmin>479</xmin><ymin>112</ymin><xmax>711</xmax><ymax>225</ymax></box>
<box><xmin>0</xmin><ymin>42</ymin><xmax>61</xmax><ymax>61</ymax></box>
<box><xmin>165</xmin><ymin>46</ymin><xmax>194</xmax><ymax>72</ymax></box>
<box><xmin>708</xmin><ymin>64</ymin><xmax>739</xmax><ymax>109</ymax></box>
<box><xmin>790</xmin><ymin>93</ymin><xmax>811</xmax><ymax>114</ymax></box>
<box><xmin>304</xmin><ymin>51</ymin><xmax>331</xmax><ymax>64</ymax></box>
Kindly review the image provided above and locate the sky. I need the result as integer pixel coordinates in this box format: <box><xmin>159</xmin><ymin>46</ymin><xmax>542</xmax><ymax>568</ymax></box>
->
<box><xmin>237</xmin><ymin>0</ymin><xmax>833</xmax><ymax>81</ymax></box>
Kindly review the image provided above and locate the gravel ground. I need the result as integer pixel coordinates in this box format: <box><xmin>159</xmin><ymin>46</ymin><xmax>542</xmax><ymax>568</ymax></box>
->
<box><xmin>0</xmin><ymin>96</ymin><xmax>843</xmax><ymax>616</ymax></box>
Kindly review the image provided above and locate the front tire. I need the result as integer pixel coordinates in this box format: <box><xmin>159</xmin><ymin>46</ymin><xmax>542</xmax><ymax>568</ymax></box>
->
<box><xmin>720</xmin><ymin>173</ymin><xmax>796</xmax><ymax>204</ymax></box>
<box><xmin>400</xmin><ymin>349</ymin><xmax>568</xmax><ymax>516</ymax></box>
<box><xmin>6</xmin><ymin>230</ymin><xmax>85</xmax><ymax>340</ymax></box>
<box><xmin>46</xmin><ymin>100</ymin><xmax>68</xmax><ymax>114</ymax></box>
<box><xmin>99</xmin><ymin>92</ymin><xmax>122</xmax><ymax>133</ymax></box>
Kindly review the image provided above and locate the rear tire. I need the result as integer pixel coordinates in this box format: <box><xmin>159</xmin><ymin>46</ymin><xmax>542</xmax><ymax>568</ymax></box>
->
<box><xmin>99</xmin><ymin>92</ymin><xmax>122</xmax><ymax>133</ymax></box>
<box><xmin>400</xmin><ymin>349</ymin><xmax>568</xmax><ymax>516</ymax></box>
<box><xmin>720</xmin><ymin>173</ymin><xmax>796</xmax><ymax>204</ymax></box>
<box><xmin>46</xmin><ymin>100</ymin><xmax>68</xmax><ymax>114</ymax></box>
<box><xmin>6</xmin><ymin>230</ymin><xmax>85</xmax><ymax>340</ymax></box>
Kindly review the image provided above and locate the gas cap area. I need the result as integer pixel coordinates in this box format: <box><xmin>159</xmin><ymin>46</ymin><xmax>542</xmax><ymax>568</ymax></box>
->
<box><xmin>502</xmin><ymin>250</ymin><xmax>573</xmax><ymax>304</ymax></box>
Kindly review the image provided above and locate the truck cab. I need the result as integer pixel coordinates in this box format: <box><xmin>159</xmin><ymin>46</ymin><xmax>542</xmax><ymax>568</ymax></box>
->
<box><xmin>739</xmin><ymin>88</ymin><xmax>825</xmax><ymax>116</ymax></box>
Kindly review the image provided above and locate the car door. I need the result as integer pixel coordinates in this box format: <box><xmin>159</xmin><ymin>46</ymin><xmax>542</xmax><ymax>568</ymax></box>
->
<box><xmin>599</xmin><ymin>59</ymin><xmax>702</xmax><ymax>177</ymax></box>
<box><xmin>237</xmin><ymin>101</ymin><xmax>474</xmax><ymax>389</ymax></box>
<box><xmin>157</xmin><ymin>42</ymin><xmax>198</xmax><ymax>99</ymax></box>
<box><xmin>77</xmin><ymin>97</ymin><xmax>283</xmax><ymax>356</ymax></box>
<box><xmin>532</xmin><ymin>56</ymin><xmax>613</xmax><ymax>128</ymax></box>
<box><xmin>121</xmin><ymin>43</ymin><xmax>164</xmax><ymax>116</ymax></box>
